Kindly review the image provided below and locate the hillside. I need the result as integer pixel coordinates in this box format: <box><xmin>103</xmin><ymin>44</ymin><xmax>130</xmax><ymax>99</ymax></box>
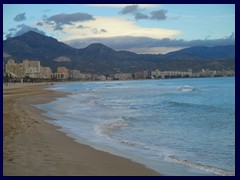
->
<box><xmin>3</xmin><ymin>31</ymin><xmax>235</xmax><ymax>73</ymax></box>
<box><xmin>166</xmin><ymin>45</ymin><xmax>235</xmax><ymax>60</ymax></box>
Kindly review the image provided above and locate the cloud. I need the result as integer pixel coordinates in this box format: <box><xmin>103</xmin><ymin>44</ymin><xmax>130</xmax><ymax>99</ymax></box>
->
<box><xmin>150</xmin><ymin>10</ymin><xmax>167</xmax><ymax>20</ymax></box>
<box><xmin>36</xmin><ymin>22</ymin><xmax>43</xmax><ymax>26</ymax></box>
<box><xmin>120</xmin><ymin>5</ymin><xmax>167</xmax><ymax>21</ymax></box>
<box><xmin>14</xmin><ymin>13</ymin><xmax>26</xmax><ymax>22</ymax></box>
<box><xmin>77</xmin><ymin>25</ymin><xmax>84</xmax><ymax>29</ymax></box>
<box><xmin>53</xmin><ymin>25</ymin><xmax>63</xmax><ymax>31</ymax></box>
<box><xmin>135</xmin><ymin>12</ymin><xmax>149</xmax><ymax>20</ymax></box>
<box><xmin>91</xmin><ymin>28</ymin><xmax>107</xmax><ymax>34</ymax></box>
<box><xmin>58</xmin><ymin>16</ymin><xmax>180</xmax><ymax>41</ymax></box>
<box><xmin>15</xmin><ymin>24</ymin><xmax>46</xmax><ymax>36</ymax></box>
<box><xmin>5</xmin><ymin>32</ymin><xmax>13</xmax><ymax>38</ymax></box>
<box><xmin>128</xmin><ymin>47</ymin><xmax>185</xmax><ymax>54</ymax></box>
<box><xmin>5</xmin><ymin>24</ymin><xmax>46</xmax><ymax>38</ymax></box>
<box><xmin>64</xmin><ymin>35</ymin><xmax>235</xmax><ymax>54</ymax></box>
<box><xmin>100</xmin><ymin>29</ymin><xmax>107</xmax><ymax>33</ymax></box>
<box><xmin>119</xmin><ymin>5</ymin><xmax>149</xmax><ymax>20</ymax></box>
<box><xmin>120</xmin><ymin>5</ymin><xmax>138</xmax><ymax>14</ymax></box>
<box><xmin>76</xmin><ymin>25</ymin><xmax>90</xmax><ymax>29</ymax></box>
<box><xmin>45</xmin><ymin>12</ymin><xmax>95</xmax><ymax>31</ymax></box>
<box><xmin>8</xmin><ymin>28</ymin><xmax>17</xmax><ymax>32</ymax></box>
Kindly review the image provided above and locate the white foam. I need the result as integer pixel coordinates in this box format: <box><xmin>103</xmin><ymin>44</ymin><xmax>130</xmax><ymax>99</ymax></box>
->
<box><xmin>177</xmin><ymin>85</ymin><xmax>196</xmax><ymax>92</ymax></box>
<box><xmin>97</xmin><ymin>119</ymin><xmax>129</xmax><ymax>136</ymax></box>
<box><xmin>166</xmin><ymin>155</ymin><xmax>235</xmax><ymax>176</ymax></box>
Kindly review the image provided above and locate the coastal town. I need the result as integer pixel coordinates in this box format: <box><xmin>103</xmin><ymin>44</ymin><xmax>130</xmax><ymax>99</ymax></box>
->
<box><xmin>3</xmin><ymin>59</ymin><xmax>235</xmax><ymax>84</ymax></box>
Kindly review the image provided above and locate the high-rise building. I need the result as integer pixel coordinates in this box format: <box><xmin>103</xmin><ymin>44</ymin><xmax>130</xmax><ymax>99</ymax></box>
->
<box><xmin>52</xmin><ymin>67</ymin><xmax>69</xmax><ymax>79</ymax></box>
<box><xmin>5</xmin><ymin>59</ymin><xmax>52</xmax><ymax>79</ymax></box>
<box><xmin>23</xmin><ymin>59</ymin><xmax>41</xmax><ymax>78</ymax></box>
<box><xmin>5</xmin><ymin>59</ymin><xmax>26</xmax><ymax>78</ymax></box>
<box><xmin>40</xmin><ymin>66</ymin><xmax>52</xmax><ymax>79</ymax></box>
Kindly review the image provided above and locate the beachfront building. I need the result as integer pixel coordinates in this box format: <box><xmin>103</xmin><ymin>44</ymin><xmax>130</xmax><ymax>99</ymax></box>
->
<box><xmin>5</xmin><ymin>59</ymin><xmax>53</xmax><ymax>79</ymax></box>
<box><xmin>52</xmin><ymin>67</ymin><xmax>69</xmax><ymax>80</ymax></box>
<box><xmin>23</xmin><ymin>59</ymin><xmax>41</xmax><ymax>78</ymax></box>
<box><xmin>151</xmin><ymin>69</ymin><xmax>193</xmax><ymax>79</ymax></box>
<box><xmin>40</xmin><ymin>66</ymin><xmax>52</xmax><ymax>79</ymax></box>
<box><xmin>95</xmin><ymin>75</ymin><xmax>106</xmax><ymax>81</ymax></box>
<box><xmin>134</xmin><ymin>70</ymin><xmax>149</xmax><ymax>79</ymax></box>
<box><xmin>79</xmin><ymin>73</ymin><xmax>93</xmax><ymax>81</ymax></box>
<box><xmin>106</xmin><ymin>75</ymin><xmax>115</xmax><ymax>81</ymax></box>
<box><xmin>151</xmin><ymin>69</ymin><xmax>162</xmax><ymax>79</ymax></box>
<box><xmin>114</xmin><ymin>73</ymin><xmax>132</xmax><ymax>80</ymax></box>
<box><xmin>69</xmin><ymin>70</ymin><xmax>81</xmax><ymax>79</ymax></box>
<box><xmin>5</xmin><ymin>59</ymin><xmax>26</xmax><ymax>78</ymax></box>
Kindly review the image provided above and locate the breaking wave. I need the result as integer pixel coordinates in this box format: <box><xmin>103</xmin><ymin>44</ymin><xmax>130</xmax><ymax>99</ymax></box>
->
<box><xmin>166</xmin><ymin>155</ymin><xmax>235</xmax><ymax>176</ymax></box>
<box><xmin>177</xmin><ymin>85</ymin><xmax>196</xmax><ymax>92</ymax></box>
<box><xmin>96</xmin><ymin>119</ymin><xmax>129</xmax><ymax>136</ymax></box>
<box><xmin>96</xmin><ymin>119</ymin><xmax>147</xmax><ymax>148</ymax></box>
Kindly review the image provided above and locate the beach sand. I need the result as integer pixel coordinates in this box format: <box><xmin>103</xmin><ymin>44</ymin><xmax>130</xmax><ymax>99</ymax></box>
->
<box><xmin>3</xmin><ymin>83</ymin><xmax>160</xmax><ymax>176</ymax></box>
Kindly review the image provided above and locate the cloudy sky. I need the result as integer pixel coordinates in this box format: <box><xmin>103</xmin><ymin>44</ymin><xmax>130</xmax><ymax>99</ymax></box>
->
<box><xmin>3</xmin><ymin>4</ymin><xmax>235</xmax><ymax>54</ymax></box>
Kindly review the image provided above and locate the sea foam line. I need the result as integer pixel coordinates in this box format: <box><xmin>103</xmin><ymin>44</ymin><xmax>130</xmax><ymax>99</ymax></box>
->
<box><xmin>166</xmin><ymin>155</ymin><xmax>235</xmax><ymax>176</ymax></box>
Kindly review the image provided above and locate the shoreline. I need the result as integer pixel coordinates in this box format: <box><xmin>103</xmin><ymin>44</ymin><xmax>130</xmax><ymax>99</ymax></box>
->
<box><xmin>3</xmin><ymin>83</ymin><xmax>160</xmax><ymax>176</ymax></box>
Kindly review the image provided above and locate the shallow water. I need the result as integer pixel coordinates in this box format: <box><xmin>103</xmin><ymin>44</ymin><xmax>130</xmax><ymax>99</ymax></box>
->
<box><xmin>37</xmin><ymin>77</ymin><xmax>235</xmax><ymax>176</ymax></box>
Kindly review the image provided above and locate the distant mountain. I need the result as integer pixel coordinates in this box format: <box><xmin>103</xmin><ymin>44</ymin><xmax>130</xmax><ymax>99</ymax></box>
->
<box><xmin>3</xmin><ymin>31</ymin><xmax>78</xmax><ymax>69</ymax></box>
<box><xmin>3</xmin><ymin>31</ymin><xmax>235</xmax><ymax>73</ymax></box>
<box><xmin>78</xmin><ymin>43</ymin><xmax>139</xmax><ymax>61</ymax></box>
<box><xmin>166</xmin><ymin>45</ymin><xmax>235</xmax><ymax>60</ymax></box>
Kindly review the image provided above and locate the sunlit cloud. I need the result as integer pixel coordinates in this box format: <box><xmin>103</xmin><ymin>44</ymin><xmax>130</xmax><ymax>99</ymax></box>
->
<box><xmin>127</xmin><ymin>47</ymin><xmax>186</xmax><ymax>54</ymax></box>
<box><xmin>51</xmin><ymin>16</ymin><xmax>181</xmax><ymax>41</ymax></box>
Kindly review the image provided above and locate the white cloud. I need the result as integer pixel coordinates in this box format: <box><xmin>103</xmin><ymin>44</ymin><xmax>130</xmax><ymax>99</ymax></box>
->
<box><xmin>57</xmin><ymin>16</ymin><xmax>180</xmax><ymax>41</ymax></box>
<box><xmin>127</xmin><ymin>47</ymin><xmax>186</xmax><ymax>54</ymax></box>
<box><xmin>87</xmin><ymin>4</ymin><xmax>160</xmax><ymax>8</ymax></box>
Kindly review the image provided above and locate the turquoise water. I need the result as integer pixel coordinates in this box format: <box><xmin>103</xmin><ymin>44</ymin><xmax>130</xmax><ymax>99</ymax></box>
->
<box><xmin>37</xmin><ymin>77</ymin><xmax>235</xmax><ymax>176</ymax></box>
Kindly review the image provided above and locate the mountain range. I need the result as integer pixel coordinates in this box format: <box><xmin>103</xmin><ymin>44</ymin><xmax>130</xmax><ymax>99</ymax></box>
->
<box><xmin>3</xmin><ymin>31</ymin><xmax>235</xmax><ymax>74</ymax></box>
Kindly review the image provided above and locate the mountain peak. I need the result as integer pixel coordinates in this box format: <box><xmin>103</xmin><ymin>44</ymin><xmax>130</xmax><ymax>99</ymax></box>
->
<box><xmin>20</xmin><ymin>30</ymin><xmax>46</xmax><ymax>38</ymax></box>
<box><xmin>86</xmin><ymin>43</ymin><xmax>114</xmax><ymax>50</ymax></box>
<box><xmin>3</xmin><ymin>31</ymin><xmax>235</xmax><ymax>74</ymax></box>
<box><xmin>3</xmin><ymin>30</ymin><xmax>75</xmax><ymax>63</ymax></box>
<box><xmin>24</xmin><ymin>30</ymin><xmax>42</xmax><ymax>35</ymax></box>
<box><xmin>83</xmin><ymin>43</ymin><xmax>116</xmax><ymax>54</ymax></box>
<box><xmin>14</xmin><ymin>30</ymin><xmax>50</xmax><ymax>43</ymax></box>
<box><xmin>166</xmin><ymin>45</ymin><xmax>235</xmax><ymax>59</ymax></box>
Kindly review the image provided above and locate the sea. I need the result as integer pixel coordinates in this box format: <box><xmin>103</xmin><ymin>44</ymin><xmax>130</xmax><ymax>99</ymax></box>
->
<box><xmin>36</xmin><ymin>77</ymin><xmax>235</xmax><ymax>176</ymax></box>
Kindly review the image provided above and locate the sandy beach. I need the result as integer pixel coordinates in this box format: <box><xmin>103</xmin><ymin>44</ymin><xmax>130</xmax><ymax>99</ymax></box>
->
<box><xmin>3</xmin><ymin>83</ymin><xmax>160</xmax><ymax>176</ymax></box>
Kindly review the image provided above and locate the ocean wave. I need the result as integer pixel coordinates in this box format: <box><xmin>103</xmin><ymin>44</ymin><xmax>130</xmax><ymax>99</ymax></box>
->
<box><xmin>96</xmin><ymin>120</ymin><xmax>148</xmax><ymax>148</ymax></box>
<box><xmin>119</xmin><ymin>140</ymin><xmax>146</xmax><ymax>147</ymax></box>
<box><xmin>97</xmin><ymin>119</ymin><xmax>129</xmax><ymax>136</ymax></box>
<box><xmin>177</xmin><ymin>85</ymin><xmax>196</xmax><ymax>92</ymax></box>
<box><xmin>166</xmin><ymin>155</ymin><xmax>235</xmax><ymax>176</ymax></box>
<box><xmin>47</xmin><ymin>86</ymin><xmax>66</xmax><ymax>91</ymax></box>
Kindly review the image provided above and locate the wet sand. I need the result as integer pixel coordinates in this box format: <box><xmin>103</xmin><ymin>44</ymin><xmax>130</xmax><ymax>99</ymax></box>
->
<box><xmin>3</xmin><ymin>83</ymin><xmax>160</xmax><ymax>176</ymax></box>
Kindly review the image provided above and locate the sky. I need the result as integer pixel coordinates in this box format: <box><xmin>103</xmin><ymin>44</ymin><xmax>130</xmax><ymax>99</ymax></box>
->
<box><xmin>3</xmin><ymin>4</ymin><xmax>235</xmax><ymax>54</ymax></box>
